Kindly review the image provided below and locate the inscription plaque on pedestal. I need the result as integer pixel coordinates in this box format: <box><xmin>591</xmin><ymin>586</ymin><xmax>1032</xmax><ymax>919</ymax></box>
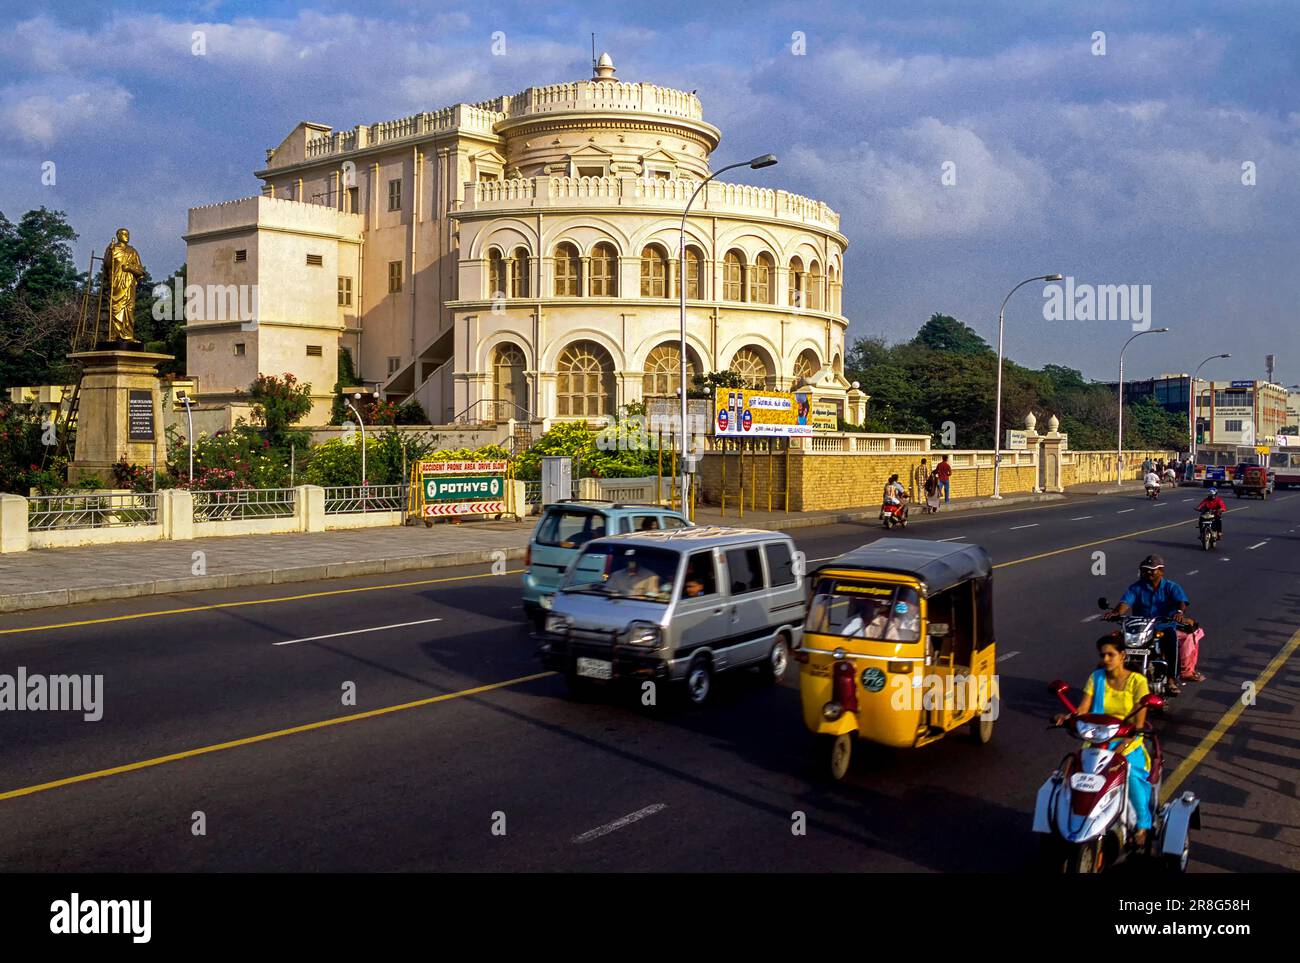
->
<box><xmin>128</xmin><ymin>389</ymin><xmax>155</xmax><ymax>441</ymax></box>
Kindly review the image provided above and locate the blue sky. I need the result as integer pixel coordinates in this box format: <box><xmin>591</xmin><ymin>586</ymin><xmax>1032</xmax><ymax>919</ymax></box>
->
<box><xmin>2</xmin><ymin>0</ymin><xmax>1297</xmax><ymax>384</ymax></box>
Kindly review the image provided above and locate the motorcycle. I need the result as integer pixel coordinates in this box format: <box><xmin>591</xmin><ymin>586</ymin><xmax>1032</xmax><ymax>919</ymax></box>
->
<box><xmin>880</xmin><ymin>497</ymin><xmax>908</xmax><ymax>530</ymax></box>
<box><xmin>1197</xmin><ymin>510</ymin><xmax>1221</xmax><ymax>551</ymax></box>
<box><xmin>1097</xmin><ymin>597</ymin><xmax>1194</xmax><ymax>698</ymax></box>
<box><xmin>1145</xmin><ymin>482</ymin><xmax>1161</xmax><ymax>501</ymax></box>
<box><xmin>1033</xmin><ymin>680</ymin><xmax>1199</xmax><ymax>873</ymax></box>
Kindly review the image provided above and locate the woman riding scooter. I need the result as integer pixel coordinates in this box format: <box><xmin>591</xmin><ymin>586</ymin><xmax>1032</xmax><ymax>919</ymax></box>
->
<box><xmin>1054</xmin><ymin>636</ymin><xmax>1155</xmax><ymax>847</ymax></box>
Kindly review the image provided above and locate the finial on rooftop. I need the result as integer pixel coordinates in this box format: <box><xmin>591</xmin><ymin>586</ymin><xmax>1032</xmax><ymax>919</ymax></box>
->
<box><xmin>594</xmin><ymin>52</ymin><xmax>616</xmax><ymax>82</ymax></box>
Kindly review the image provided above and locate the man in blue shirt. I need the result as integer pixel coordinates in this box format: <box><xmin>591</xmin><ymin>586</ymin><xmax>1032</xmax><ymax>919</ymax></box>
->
<box><xmin>1106</xmin><ymin>555</ymin><xmax>1190</xmax><ymax>694</ymax></box>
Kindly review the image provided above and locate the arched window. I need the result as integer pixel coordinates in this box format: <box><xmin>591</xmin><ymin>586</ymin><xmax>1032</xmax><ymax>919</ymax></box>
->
<box><xmin>642</xmin><ymin>344</ymin><xmax>696</xmax><ymax>398</ymax></box>
<box><xmin>729</xmin><ymin>347</ymin><xmax>769</xmax><ymax>387</ymax></box>
<box><xmin>675</xmin><ymin>246</ymin><xmax>703</xmax><ymax>300</ymax></box>
<box><xmin>590</xmin><ymin>242</ymin><xmax>618</xmax><ymax>296</ymax></box>
<box><xmin>808</xmin><ymin>260</ymin><xmax>823</xmax><ymax>311</ymax></box>
<box><xmin>510</xmin><ymin>247</ymin><xmax>530</xmax><ymax>298</ymax></box>
<box><xmin>789</xmin><ymin>257</ymin><xmax>805</xmax><ymax>308</ymax></box>
<box><xmin>554</xmin><ymin>242</ymin><xmax>580</xmax><ymax>296</ymax></box>
<box><xmin>723</xmin><ymin>250</ymin><xmax>745</xmax><ymax>301</ymax></box>
<box><xmin>493</xmin><ymin>343</ymin><xmax>528</xmax><ymax>414</ymax></box>
<box><xmin>640</xmin><ymin>246</ymin><xmax>668</xmax><ymax>298</ymax></box>
<box><xmin>828</xmin><ymin>264</ymin><xmax>839</xmax><ymax>313</ymax></box>
<box><xmin>556</xmin><ymin>340</ymin><xmax>615</xmax><ymax>417</ymax></box>
<box><xmin>750</xmin><ymin>252</ymin><xmax>774</xmax><ymax>304</ymax></box>
<box><xmin>487</xmin><ymin>249</ymin><xmax>507</xmax><ymax>299</ymax></box>
<box><xmin>792</xmin><ymin>350</ymin><xmax>821</xmax><ymax>384</ymax></box>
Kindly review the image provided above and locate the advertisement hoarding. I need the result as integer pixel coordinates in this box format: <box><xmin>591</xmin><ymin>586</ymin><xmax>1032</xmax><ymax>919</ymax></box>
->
<box><xmin>714</xmin><ymin>388</ymin><xmax>813</xmax><ymax>437</ymax></box>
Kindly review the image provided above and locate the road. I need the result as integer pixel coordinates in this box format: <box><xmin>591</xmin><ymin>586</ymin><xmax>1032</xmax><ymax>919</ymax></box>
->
<box><xmin>1</xmin><ymin>488</ymin><xmax>1297</xmax><ymax>872</ymax></box>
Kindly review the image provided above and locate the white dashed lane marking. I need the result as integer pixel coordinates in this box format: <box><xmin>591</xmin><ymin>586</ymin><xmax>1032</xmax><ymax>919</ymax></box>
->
<box><xmin>1010</xmin><ymin>524</ymin><xmax>1038</xmax><ymax>530</ymax></box>
<box><xmin>1246</xmin><ymin>541</ymin><xmax>1269</xmax><ymax>550</ymax></box>
<box><xmin>572</xmin><ymin>804</ymin><xmax>667</xmax><ymax>844</ymax></box>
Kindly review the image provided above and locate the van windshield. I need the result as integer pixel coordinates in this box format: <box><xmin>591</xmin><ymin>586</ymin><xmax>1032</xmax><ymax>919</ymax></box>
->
<box><xmin>536</xmin><ymin>509</ymin><xmax>607</xmax><ymax>548</ymax></box>
<box><xmin>560</xmin><ymin>545</ymin><xmax>679</xmax><ymax>602</ymax></box>
<box><xmin>807</xmin><ymin>578</ymin><xmax>921</xmax><ymax>641</ymax></box>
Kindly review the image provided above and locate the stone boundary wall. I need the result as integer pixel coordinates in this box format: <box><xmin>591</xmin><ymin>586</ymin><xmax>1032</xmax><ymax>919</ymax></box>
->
<box><xmin>699</xmin><ymin>448</ymin><xmax>1175</xmax><ymax>513</ymax></box>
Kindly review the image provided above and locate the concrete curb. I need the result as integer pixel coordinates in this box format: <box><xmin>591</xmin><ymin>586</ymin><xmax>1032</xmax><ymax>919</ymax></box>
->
<box><xmin>0</xmin><ymin>547</ymin><xmax>529</xmax><ymax>615</ymax></box>
<box><xmin>0</xmin><ymin>493</ymin><xmax>1065</xmax><ymax>615</ymax></box>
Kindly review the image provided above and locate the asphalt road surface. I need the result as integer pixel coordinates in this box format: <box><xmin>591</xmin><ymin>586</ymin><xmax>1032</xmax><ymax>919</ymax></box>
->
<box><xmin>1</xmin><ymin>488</ymin><xmax>1297</xmax><ymax>872</ymax></box>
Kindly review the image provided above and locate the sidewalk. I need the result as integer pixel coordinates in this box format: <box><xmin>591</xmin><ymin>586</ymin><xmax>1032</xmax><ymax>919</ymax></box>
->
<box><xmin>0</xmin><ymin>490</ymin><xmax>1064</xmax><ymax>614</ymax></box>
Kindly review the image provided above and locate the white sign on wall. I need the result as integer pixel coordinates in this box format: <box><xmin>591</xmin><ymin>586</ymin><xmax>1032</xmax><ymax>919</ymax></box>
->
<box><xmin>1004</xmin><ymin>430</ymin><xmax>1028</xmax><ymax>450</ymax></box>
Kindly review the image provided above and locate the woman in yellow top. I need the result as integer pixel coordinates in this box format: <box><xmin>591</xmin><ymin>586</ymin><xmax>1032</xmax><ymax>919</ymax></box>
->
<box><xmin>1055</xmin><ymin>636</ymin><xmax>1154</xmax><ymax>845</ymax></box>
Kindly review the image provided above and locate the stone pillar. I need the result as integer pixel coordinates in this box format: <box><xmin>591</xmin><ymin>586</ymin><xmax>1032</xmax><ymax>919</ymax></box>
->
<box><xmin>1040</xmin><ymin>415</ymin><xmax>1065</xmax><ymax>493</ymax></box>
<box><xmin>298</xmin><ymin>485</ymin><xmax>325</xmax><ymax>532</ymax></box>
<box><xmin>846</xmin><ymin>386</ymin><xmax>869</xmax><ymax>425</ymax></box>
<box><xmin>0</xmin><ymin>493</ymin><xmax>30</xmax><ymax>553</ymax></box>
<box><xmin>162</xmin><ymin>489</ymin><xmax>194</xmax><ymax>540</ymax></box>
<box><xmin>68</xmin><ymin>350</ymin><xmax>173</xmax><ymax>486</ymax></box>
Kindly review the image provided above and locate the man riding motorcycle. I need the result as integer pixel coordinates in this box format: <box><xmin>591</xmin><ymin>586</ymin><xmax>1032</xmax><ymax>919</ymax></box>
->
<box><xmin>1144</xmin><ymin>469</ymin><xmax>1161</xmax><ymax>497</ymax></box>
<box><xmin>1196</xmin><ymin>487</ymin><xmax>1227</xmax><ymax>539</ymax></box>
<box><xmin>1104</xmin><ymin>555</ymin><xmax>1190</xmax><ymax>695</ymax></box>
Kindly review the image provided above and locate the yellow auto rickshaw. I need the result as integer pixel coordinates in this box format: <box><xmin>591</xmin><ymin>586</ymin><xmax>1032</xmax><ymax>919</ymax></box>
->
<box><xmin>796</xmin><ymin>538</ymin><xmax>998</xmax><ymax>780</ymax></box>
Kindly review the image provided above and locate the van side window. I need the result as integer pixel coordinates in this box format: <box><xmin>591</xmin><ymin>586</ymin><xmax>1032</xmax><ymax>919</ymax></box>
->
<box><xmin>764</xmin><ymin>541</ymin><xmax>796</xmax><ymax>586</ymax></box>
<box><xmin>631</xmin><ymin>514</ymin><xmax>661</xmax><ymax>532</ymax></box>
<box><xmin>725</xmin><ymin>547</ymin><xmax>765</xmax><ymax>595</ymax></box>
<box><xmin>659</xmin><ymin>515</ymin><xmax>688</xmax><ymax>529</ymax></box>
<box><xmin>683</xmin><ymin>551</ymin><xmax>717</xmax><ymax>598</ymax></box>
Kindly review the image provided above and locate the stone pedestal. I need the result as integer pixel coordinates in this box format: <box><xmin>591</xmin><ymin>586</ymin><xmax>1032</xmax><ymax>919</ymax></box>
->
<box><xmin>68</xmin><ymin>350</ymin><xmax>173</xmax><ymax>486</ymax></box>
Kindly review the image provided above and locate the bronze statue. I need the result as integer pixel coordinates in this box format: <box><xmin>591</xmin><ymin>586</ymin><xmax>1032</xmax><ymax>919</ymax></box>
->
<box><xmin>102</xmin><ymin>227</ymin><xmax>145</xmax><ymax>342</ymax></box>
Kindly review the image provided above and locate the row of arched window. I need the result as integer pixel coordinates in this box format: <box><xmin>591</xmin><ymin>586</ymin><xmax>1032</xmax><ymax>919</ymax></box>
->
<box><xmin>490</xmin><ymin>340</ymin><xmax>832</xmax><ymax>418</ymax></box>
<box><xmin>486</xmin><ymin>245</ymin><xmax>841</xmax><ymax>311</ymax></box>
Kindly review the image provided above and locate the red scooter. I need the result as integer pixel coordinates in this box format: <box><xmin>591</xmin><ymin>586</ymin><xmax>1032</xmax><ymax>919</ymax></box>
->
<box><xmin>880</xmin><ymin>497</ymin><xmax>908</xmax><ymax>529</ymax></box>
<box><xmin>1032</xmin><ymin>680</ymin><xmax>1199</xmax><ymax>873</ymax></box>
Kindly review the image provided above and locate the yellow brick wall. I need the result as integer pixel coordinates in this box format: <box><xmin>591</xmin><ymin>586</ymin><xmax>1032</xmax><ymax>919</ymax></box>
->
<box><xmin>1062</xmin><ymin>450</ymin><xmax>1176</xmax><ymax>487</ymax></box>
<box><xmin>699</xmin><ymin>447</ymin><xmax>1178</xmax><ymax>512</ymax></box>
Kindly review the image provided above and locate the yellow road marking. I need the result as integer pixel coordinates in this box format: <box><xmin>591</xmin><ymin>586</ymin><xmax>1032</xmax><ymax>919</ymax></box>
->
<box><xmin>0</xmin><ymin>568</ymin><xmax>525</xmax><ymax>636</ymax></box>
<box><xmin>992</xmin><ymin>505</ymin><xmax>1248</xmax><ymax>570</ymax></box>
<box><xmin>1161</xmin><ymin>624</ymin><xmax>1300</xmax><ymax>801</ymax></box>
<box><xmin>0</xmin><ymin>671</ymin><xmax>555</xmax><ymax>802</ymax></box>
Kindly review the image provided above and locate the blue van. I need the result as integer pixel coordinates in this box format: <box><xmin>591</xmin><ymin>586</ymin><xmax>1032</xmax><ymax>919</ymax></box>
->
<box><xmin>522</xmin><ymin>500</ymin><xmax>691</xmax><ymax>626</ymax></box>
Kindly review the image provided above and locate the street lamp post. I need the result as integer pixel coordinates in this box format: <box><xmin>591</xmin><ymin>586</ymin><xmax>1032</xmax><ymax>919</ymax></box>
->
<box><xmin>992</xmin><ymin>273</ymin><xmax>1063</xmax><ymax>499</ymax></box>
<box><xmin>346</xmin><ymin>391</ymin><xmax>378</xmax><ymax>487</ymax></box>
<box><xmin>1189</xmin><ymin>353</ymin><xmax>1230</xmax><ymax>465</ymax></box>
<box><xmin>678</xmin><ymin>153</ymin><xmax>777</xmax><ymax>515</ymax></box>
<box><xmin>1115</xmin><ymin>328</ymin><xmax>1171</xmax><ymax>486</ymax></box>
<box><xmin>179</xmin><ymin>393</ymin><xmax>194</xmax><ymax>482</ymax></box>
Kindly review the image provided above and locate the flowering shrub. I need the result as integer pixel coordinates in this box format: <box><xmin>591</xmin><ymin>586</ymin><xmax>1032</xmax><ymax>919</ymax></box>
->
<box><xmin>245</xmin><ymin>372</ymin><xmax>313</xmax><ymax>449</ymax></box>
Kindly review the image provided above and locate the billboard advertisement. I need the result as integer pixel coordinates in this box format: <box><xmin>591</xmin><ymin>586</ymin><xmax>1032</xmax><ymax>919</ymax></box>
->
<box><xmin>714</xmin><ymin>388</ymin><xmax>814</xmax><ymax>437</ymax></box>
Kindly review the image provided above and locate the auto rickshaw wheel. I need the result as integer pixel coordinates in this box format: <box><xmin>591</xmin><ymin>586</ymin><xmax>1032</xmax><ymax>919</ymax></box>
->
<box><xmin>822</xmin><ymin>733</ymin><xmax>853</xmax><ymax>781</ymax></box>
<box><xmin>971</xmin><ymin>701</ymin><xmax>996</xmax><ymax>745</ymax></box>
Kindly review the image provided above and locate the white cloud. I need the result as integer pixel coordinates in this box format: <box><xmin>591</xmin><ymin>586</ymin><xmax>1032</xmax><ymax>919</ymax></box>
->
<box><xmin>0</xmin><ymin>82</ymin><xmax>133</xmax><ymax>146</ymax></box>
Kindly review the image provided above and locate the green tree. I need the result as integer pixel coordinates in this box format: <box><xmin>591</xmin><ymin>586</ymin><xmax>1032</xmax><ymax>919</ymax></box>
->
<box><xmin>245</xmin><ymin>373</ymin><xmax>313</xmax><ymax>449</ymax></box>
<box><xmin>0</xmin><ymin>208</ymin><xmax>85</xmax><ymax>390</ymax></box>
<box><xmin>910</xmin><ymin>313</ymin><xmax>992</xmax><ymax>356</ymax></box>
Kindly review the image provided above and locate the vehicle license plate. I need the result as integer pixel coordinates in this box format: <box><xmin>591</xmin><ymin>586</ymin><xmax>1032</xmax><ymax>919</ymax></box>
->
<box><xmin>1070</xmin><ymin>773</ymin><xmax>1106</xmax><ymax>792</ymax></box>
<box><xmin>1126</xmin><ymin>648</ymin><xmax>1150</xmax><ymax>656</ymax></box>
<box><xmin>576</xmin><ymin>657</ymin><xmax>612</xmax><ymax>680</ymax></box>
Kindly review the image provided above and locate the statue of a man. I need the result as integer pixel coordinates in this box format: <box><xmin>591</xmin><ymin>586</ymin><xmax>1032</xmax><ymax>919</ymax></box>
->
<box><xmin>103</xmin><ymin>227</ymin><xmax>145</xmax><ymax>342</ymax></box>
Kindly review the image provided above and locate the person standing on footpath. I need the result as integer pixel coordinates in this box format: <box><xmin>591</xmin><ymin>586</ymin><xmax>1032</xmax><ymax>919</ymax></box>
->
<box><xmin>935</xmin><ymin>455</ymin><xmax>953</xmax><ymax>505</ymax></box>
<box><xmin>913</xmin><ymin>458</ymin><xmax>931</xmax><ymax>512</ymax></box>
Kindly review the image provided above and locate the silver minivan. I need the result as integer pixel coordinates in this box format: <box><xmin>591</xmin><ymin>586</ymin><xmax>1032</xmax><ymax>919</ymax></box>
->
<box><xmin>536</xmin><ymin>527</ymin><xmax>806</xmax><ymax>705</ymax></box>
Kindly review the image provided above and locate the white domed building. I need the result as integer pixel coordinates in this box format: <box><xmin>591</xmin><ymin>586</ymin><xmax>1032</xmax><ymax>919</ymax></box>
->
<box><xmin>184</xmin><ymin>54</ymin><xmax>857</xmax><ymax>427</ymax></box>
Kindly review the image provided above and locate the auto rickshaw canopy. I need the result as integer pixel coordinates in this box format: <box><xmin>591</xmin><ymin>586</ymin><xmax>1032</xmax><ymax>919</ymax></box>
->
<box><xmin>810</xmin><ymin>538</ymin><xmax>992</xmax><ymax>598</ymax></box>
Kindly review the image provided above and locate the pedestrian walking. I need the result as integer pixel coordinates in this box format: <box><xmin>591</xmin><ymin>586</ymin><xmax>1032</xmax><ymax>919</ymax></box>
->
<box><xmin>935</xmin><ymin>455</ymin><xmax>953</xmax><ymax>505</ymax></box>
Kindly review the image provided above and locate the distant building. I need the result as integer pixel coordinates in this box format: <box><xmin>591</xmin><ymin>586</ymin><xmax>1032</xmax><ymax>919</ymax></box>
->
<box><xmin>1110</xmin><ymin>372</ymin><xmax>1190</xmax><ymax>416</ymax></box>
<box><xmin>1192</xmin><ymin>379</ymin><xmax>1290</xmax><ymax>447</ymax></box>
<box><xmin>184</xmin><ymin>53</ymin><xmax>852</xmax><ymax>425</ymax></box>
<box><xmin>1284</xmin><ymin>389</ymin><xmax>1299</xmax><ymax>434</ymax></box>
